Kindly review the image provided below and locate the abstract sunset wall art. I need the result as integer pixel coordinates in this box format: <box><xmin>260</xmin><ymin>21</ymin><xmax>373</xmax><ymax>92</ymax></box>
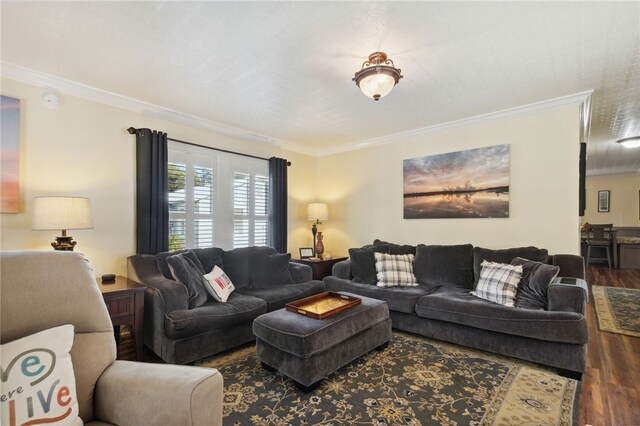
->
<box><xmin>1</xmin><ymin>95</ymin><xmax>21</xmax><ymax>213</ymax></box>
<box><xmin>404</xmin><ymin>145</ymin><xmax>510</xmax><ymax>219</ymax></box>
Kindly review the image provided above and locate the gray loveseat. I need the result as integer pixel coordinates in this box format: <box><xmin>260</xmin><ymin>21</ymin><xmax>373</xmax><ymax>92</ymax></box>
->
<box><xmin>128</xmin><ymin>246</ymin><xmax>325</xmax><ymax>364</ymax></box>
<box><xmin>324</xmin><ymin>241</ymin><xmax>589</xmax><ymax>379</ymax></box>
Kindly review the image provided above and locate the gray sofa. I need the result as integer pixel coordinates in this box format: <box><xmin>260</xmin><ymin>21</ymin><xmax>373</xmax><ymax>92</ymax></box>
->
<box><xmin>324</xmin><ymin>242</ymin><xmax>589</xmax><ymax>379</ymax></box>
<box><xmin>128</xmin><ymin>246</ymin><xmax>325</xmax><ymax>364</ymax></box>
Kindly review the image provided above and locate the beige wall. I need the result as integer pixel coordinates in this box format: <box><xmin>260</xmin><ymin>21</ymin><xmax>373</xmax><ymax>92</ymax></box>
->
<box><xmin>315</xmin><ymin>106</ymin><xmax>582</xmax><ymax>256</ymax></box>
<box><xmin>1</xmin><ymin>77</ymin><xmax>583</xmax><ymax>275</ymax></box>
<box><xmin>0</xmin><ymin>78</ymin><xmax>316</xmax><ymax>275</ymax></box>
<box><xmin>583</xmin><ymin>173</ymin><xmax>640</xmax><ymax>227</ymax></box>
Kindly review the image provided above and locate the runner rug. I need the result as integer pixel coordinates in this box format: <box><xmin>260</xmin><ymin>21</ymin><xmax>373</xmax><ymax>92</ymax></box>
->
<box><xmin>197</xmin><ymin>332</ymin><xmax>579</xmax><ymax>425</ymax></box>
<box><xmin>592</xmin><ymin>285</ymin><xmax>640</xmax><ymax>337</ymax></box>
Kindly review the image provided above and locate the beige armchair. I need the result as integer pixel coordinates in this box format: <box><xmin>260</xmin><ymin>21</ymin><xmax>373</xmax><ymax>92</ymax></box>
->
<box><xmin>0</xmin><ymin>251</ymin><xmax>223</xmax><ymax>425</ymax></box>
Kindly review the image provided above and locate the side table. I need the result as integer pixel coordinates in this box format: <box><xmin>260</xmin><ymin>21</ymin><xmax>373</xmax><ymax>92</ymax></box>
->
<box><xmin>291</xmin><ymin>257</ymin><xmax>348</xmax><ymax>280</ymax></box>
<box><xmin>98</xmin><ymin>275</ymin><xmax>146</xmax><ymax>361</ymax></box>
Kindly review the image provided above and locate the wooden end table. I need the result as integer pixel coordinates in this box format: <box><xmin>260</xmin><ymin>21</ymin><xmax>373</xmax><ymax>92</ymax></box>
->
<box><xmin>291</xmin><ymin>257</ymin><xmax>348</xmax><ymax>280</ymax></box>
<box><xmin>98</xmin><ymin>276</ymin><xmax>146</xmax><ymax>361</ymax></box>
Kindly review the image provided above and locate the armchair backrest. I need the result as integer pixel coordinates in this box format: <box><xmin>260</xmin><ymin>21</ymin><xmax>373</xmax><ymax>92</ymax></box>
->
<box><xmin>0</xmin><ymin>251</ymin><xmax>116</xmax><ymax>422</ymax></box>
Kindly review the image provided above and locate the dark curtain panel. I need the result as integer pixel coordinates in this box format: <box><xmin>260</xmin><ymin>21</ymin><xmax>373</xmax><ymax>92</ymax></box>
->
<box><xmin>269</xmin><ymin>157</ymin><xmax>288</xmax><ymax>253</ymax></box>
<box><xmin>135</xmin><ymin>128</ymin><xmax>168</xmax><ymax>254</ymax></box>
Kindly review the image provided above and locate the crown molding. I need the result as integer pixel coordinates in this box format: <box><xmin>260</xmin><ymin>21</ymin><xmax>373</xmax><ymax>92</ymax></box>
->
<box><xmin>2</xmin><ymin>62</ymin><xmax>592</xmax><ymax>159</ymax></box>
<box><xmin>1</xmin><ymin>61</ymin><xmax>316</xmax><ymax>156</ymax></box>
<box><xmin>316</xmin><ymin>90</ymin><xmax>594</xmax><ymax>157</ymax></box>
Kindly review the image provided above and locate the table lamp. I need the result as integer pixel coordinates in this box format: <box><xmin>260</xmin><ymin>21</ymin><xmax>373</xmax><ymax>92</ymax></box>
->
<box><xmin>32</xmin><ymin>196</ymin><xmax>93</xmax><ymax>251</ymax></box>
<box><xmin>307</xmin><ymin>202</ymin><xmax>328</xmax><ymax>256</ymax></box>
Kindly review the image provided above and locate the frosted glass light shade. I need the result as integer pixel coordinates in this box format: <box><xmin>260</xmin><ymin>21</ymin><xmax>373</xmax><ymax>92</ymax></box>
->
<box><xmin>307</xmin><ymin>203</ymin><xmax>328</xmax><ymax>221</ymax></box>
<box><xmin>32</xmin><ymin>197</ymin><xmax>94</xmax><ymax>230</ymax></box>
<box><xmin>353</xmin><ymin>52</ymin><xmax>403</xmax><ymax>101</ymax></box>
<box><xmin>358</xmin><ymin>73</ymin><xmax>396</xmax><ymax>100</ymax></box>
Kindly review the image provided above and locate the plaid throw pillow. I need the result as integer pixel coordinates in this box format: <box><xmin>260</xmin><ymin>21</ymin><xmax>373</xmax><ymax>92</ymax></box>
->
<box><xmin>374</xmin><ymin>252</ymin><xmax>418</xmax><ymax>287</ymax></box>
<box><xmin>471</xmin><ymin>260</ymin><xmax>523</xmax><ymax>306</ymax></box>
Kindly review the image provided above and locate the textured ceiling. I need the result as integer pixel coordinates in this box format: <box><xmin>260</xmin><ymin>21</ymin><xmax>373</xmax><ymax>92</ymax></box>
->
<box><xmin>1</xmin><ymin>1</ymin><xmax>639</xmax><ymax>175</ymax></box>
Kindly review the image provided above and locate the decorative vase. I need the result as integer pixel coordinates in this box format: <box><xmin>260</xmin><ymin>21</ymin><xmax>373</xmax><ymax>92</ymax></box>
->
<box><xmin>316</xmin><ymin>232</ymin><xmax>325</xmax><ymax>259</ymax></box>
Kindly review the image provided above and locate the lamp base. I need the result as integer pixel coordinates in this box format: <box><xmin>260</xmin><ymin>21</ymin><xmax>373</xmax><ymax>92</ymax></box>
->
<box><xmin>52</xmin><ymin>235</ymin><xmax>77</xmax><ymax>251</ymax></box>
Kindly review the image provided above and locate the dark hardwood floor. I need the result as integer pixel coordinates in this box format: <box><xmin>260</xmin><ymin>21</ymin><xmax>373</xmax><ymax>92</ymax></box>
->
<box><xmin>579</xmin><ymin>265</ymin><xmax>640</xmax><ymax>426</ymax></box>
<box><xmin>116</xmin><ymin>265</ymin><xmax>640</xmax><ymax>425</ymax></box>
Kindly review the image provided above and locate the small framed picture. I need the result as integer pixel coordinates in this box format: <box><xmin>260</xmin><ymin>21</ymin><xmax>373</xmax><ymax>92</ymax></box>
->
<box><xmin>598</xmin><ymin>190</ymin><xmax>610</xmax><ymax>212</ymax></box>
<box><xmin>299</xmin><ymin>247</ymin><xmax>314</xmax><ymax>259</ymax></box>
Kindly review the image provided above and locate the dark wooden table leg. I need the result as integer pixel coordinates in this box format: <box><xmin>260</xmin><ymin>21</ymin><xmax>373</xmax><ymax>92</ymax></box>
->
<box><xmin>133</xmin><ymin>290</ymin><xmax>145</xmax><ymax>361</ymax></box>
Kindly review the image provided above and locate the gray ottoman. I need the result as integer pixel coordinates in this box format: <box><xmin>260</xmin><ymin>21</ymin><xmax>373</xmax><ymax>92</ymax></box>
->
<box><xmin>253</xmin><ymin>292</ymin><xmax>392</xmax><ymax>392</ymax></box>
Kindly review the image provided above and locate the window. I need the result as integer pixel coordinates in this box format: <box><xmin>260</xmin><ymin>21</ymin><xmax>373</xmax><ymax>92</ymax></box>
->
<box><xmin>168</xmin><ymin>142</ymin><xmax>269</xmax><ymax>251</ymax></box>
<box><xmin>233</xmin><ymin>172</ymin><xmax>269</xmax><ymax>248</ymax></box>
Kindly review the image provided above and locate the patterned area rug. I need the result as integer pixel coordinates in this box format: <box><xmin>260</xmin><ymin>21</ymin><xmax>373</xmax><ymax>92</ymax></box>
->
<box><xmin>592</xmin><ymin>285</ymin><xmax>640</xmax><ymax>337</ymax></box>
<box><xmin>197</xmin><ymin>333</ymin><xmax>579</xmax><ymax>425</ymax></box>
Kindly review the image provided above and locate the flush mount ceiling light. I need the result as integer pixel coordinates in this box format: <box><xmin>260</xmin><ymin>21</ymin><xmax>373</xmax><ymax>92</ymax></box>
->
<box><xmin>353</xmin><ymin>51</ymin><xmax>403</xmax><ymax>101</ymax></box>
<box><xmin>617</xmin><ymin>136</ymin><xmax>640</xmax><ymax>148</ymax></box>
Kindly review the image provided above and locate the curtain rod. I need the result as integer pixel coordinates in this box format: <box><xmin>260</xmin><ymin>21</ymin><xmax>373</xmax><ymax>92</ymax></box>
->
<box><xmin>127</xmin><ymin>127</ymin><xmax>291</xmax><ymax>166</ymax></box>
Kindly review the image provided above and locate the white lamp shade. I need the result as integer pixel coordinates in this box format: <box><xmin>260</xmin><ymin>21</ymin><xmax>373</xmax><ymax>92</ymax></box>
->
<box><xmin>307</xmin><ymin>203</ymin><xmax>328</xmax><ymax>221</ymax></box>
<box><xmin>32</xmin><ymin>197</ymin><xmax>94</xmax><ymax>230</ymax></box>
<box><xmin>358</xmin><ymin>73</ymin><xmax>396</xmax><ymax>100</ymax></box>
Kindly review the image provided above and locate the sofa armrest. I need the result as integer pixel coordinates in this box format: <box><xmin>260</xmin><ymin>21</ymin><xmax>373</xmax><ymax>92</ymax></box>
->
<box><xmin>332</xmin><ymin>259</ymin><xmax>352</xmax><ymax>279</ymax></box>
<box><xmin>550</xmin><ymin>254</ymin><xmax>585</xmax><ymax>279</ymax></box>
<box><xmin>548</xmin><ymin>279</ymin><xmax>588</xmax><ymax>315</ymax></box>
<box><xmin>289</xmin><ymin>262</ymin><xmax>312</xmax><ymax>283</ymax></box>
<box><xmin>95</xmin><ymin>360</ymin><xmax>223</xmax><ymax>426</ymax></box>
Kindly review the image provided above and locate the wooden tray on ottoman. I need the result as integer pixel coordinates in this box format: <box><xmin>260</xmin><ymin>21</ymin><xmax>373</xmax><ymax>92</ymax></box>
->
<box><xmin>285</xmin><ymin>291</ymin><xmax>361</xmax><ymax>319</ymax></box>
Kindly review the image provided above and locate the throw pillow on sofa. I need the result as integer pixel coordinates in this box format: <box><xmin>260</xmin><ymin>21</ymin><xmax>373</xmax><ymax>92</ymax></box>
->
<box><xmin>473</xmin><ymin>246</ymin><xmax>548</xmax><ymax>287</ymax></box>
<box><xmin>349</xmin><ymin>244</ymin><xmax>391</xmax><ymax>284</ymax></box>
<box><xmin>413</xmin><ymin>244</ymin><xmax>474</xmax><ymax>289</ymax></box>
<box><xmin>204</xmin><ymin>265</ymin><xmax>236</xmax><ymax>302</ymax></box>
<box><xmin>472</xmin><ymin>260</ymin><xmax>523</xmax><ymax>307</ymax></box>
<box><xmin>511</xmin><ymin>257</ymin><xmax>560</xmax><ymax>310</ymax></box>
<box><xmin>0</xmin><ymin>324</ymin><xmax>83</xmax><ymax>426</ymax></box>
<box><xmin>374</xmin><ymin>252</ymin><xmax>418</xmax><ymax>287</ymax></box>
<box><xmin>167</xmin><ymin>250</ymin><xmax>209</xmax><ymax>308</ymax></box>
<box><xmin>251</xmin><ymin>252</ymin><xmax>295</xmax><ymax>287</ymax></box>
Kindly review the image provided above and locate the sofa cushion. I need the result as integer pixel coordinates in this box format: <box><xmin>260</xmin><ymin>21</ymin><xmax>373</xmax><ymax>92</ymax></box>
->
<box><xmin>415</xmin><ymin>286</ymin><xmax>588</xmax><ymax>344</ymax></box>
<box><xmin>156</xmin><ymin>247</ymin><xmax>225</xmax><ymax>279</ymax></box>
<box><xmin>156</xmin><ymin>249</ymin><xmax>190</xmax><ymax>279</ymax></box>
<box><xmin>413</xmin><ymin>244</ymin><xmax>474</xmax><ymax>289</ymax></box>
<box><xmin>192</xmin><ymin>247</ymin><xmax>225</xmax><ymax>273</ymax></box>
<box><xmin>349</xmin><ymin>244</ymin><xmax>390</xmax><ymax>284</ymax></box>
<box><xmin>251</xmin><ymin>253</ymin><xmax>295</xmax><ymax>288</ymax></box>
<box><xmin>166</xmin><ymin>251</ymin><xmax>209</xmax><ymax>308</ymax></box>
<box><xmin>471</xmin><ymin>261</ymin><xmax>523</xmax><ymax>307</ymax></box>
<box><xmin>324</xmin><ymin>276</ymin><xmax>430</xmax><ymax>314</ymax></box>
<box><xmin>373</xmin><ymin>239</ymin><xmax>417</xmax><ymax>255</ymax></box>
<box><xmin>238</xmin><ymin>281</ymin><xmax>325</xmax><ymax>311</ymax></box>
<box><xmin>473</xmin><ymin>246</ymin><xmax>548</xmax><ymax>286</ymax></box>
<box><xmin>511</xmin><ymin>257</ymin><xmax>560</xmax><ymax>310</ymax></box>
<box><xmin>374</xmin><ymin>253</ymin><xmax>418</xmax><ymax>287</ymax></box>
<box><xmin>221</xmin><ymin>246</ymin><xmax>278</xmax><ymax>288</ymax></box>
<box><xmin>164</xmin><ymin>292</ymin><xmax>267</xmax><ymax>339</ymax></box>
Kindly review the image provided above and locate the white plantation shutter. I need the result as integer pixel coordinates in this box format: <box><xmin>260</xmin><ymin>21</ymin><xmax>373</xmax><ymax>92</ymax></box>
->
<box><xmin>254</xmin><ymin>175</ymin><xmax>269</xmax><ymax>246</ymax></box>
<box><xmin>232</xmin><ymin>172</ymin><xmax>269</xmax><ymax>248</ymax></box>
<box><xmin>168</xmin><ymin>141</ymin><xmax>269</xmax><ymax>251</ymax></box>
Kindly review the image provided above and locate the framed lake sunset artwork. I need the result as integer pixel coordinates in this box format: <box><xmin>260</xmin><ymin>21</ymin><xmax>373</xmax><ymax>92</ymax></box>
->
<box><xmin>1</xmin><ymin>95</ymin><xmax>21</xmax><ymax>213</ymax></box>
<box><xmin>403</xmin><ymin>145</ymin><xmax>510</xmax><ymax>219</ymax></box>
